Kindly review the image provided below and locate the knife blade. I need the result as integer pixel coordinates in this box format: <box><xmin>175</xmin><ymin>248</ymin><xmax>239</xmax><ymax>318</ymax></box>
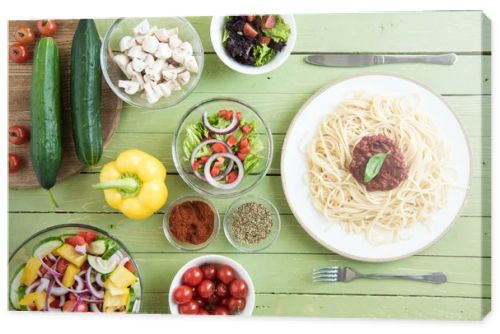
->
<box><xmin>305</xmin><ymin>53</ymin><xmax>457</xmax><ymax>67</ymax></box>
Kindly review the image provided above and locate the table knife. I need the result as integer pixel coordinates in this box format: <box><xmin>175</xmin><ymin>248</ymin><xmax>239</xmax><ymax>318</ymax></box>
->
<box><xmin>305</xmin><ymin>53</ymin><xmax>457</xmax><ymax>67</ymax></box>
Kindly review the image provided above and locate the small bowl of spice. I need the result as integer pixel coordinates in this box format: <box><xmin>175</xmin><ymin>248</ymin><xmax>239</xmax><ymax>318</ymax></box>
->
<box><xmin>223</xmin><ymin>195</ymin><xmax>280</xmax><ymax>252</ymax></box>
<box><xmin>163</xmin><ymin>196</ymin><xmax>220</xmax><ymax>251</ymax></box>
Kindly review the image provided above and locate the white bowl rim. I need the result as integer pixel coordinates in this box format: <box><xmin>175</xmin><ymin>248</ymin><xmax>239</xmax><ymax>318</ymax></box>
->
<box><xmin>210</xmin><ymin>15</ymin><xmax>297</xmax><ymax>75</ymax></box>
<box><xmin>168</xmin><ymin>254</ymin><xmax>256</xmax><ymax>316</ymax></box>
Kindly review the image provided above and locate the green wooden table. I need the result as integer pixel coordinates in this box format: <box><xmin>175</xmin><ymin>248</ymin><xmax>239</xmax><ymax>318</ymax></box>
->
<box><xmin>9</xmin><ymin>11</ymin><xmax>491</xmax><ymax>319</ymax></box>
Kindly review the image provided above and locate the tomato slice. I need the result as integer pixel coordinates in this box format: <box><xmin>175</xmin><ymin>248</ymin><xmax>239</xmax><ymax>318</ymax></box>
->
<box><xmin>241</xmin><ymin>124</ymin><xmax>252</xmax><ymax>135</ymax></box>
<box><xmin>77</xmin><ymin>231</ymin><xmax>97</xmax><ymax>244</ymax></box>
<box><xmin>65</xmin><ymin>235</ymin><xmax>86</xmax><ymax>247</ymax></box>
<box><xmin>192</xmin><ymin>160</ymin><xmax>200</xmax><ymax>171</ymax></box>
<box><xmin>239</xmin><ymin>146</ymin><xmax>250</xmax><ymax>154</ymax></box>
<box><xmin>224</xmin><ymin>110</ymin><xmax>233</xmax><ymax>121</ymax></box>
<box><xmin>237</xmin><ymin>152</ymin><xmax>247</xmax><ymax>161</ymax></box>
<box><xmin>212</xmin><ymin>143</ymin><xmax>227</xmax><ymax>153</ymax></box>
<box><xmin>226</xmin><ymin>136</ymin><xmax>238</xmax><ymax>147</ymax></box>
<box><xmin>200</xmin><ymin>156</ymin><xmax>209</xmax><ymax>164</ymax></box>
<box><xmin>210</xmin><ymin>166</ymin><xmax>221</xmax><ymax>177</ymax></box>
<box><xmin>239</xmin><ymin>137</ymin><xmax>249</xmax><ymax>148</ymax></box>
<box><xmin>124</xmin><ymin>261</ymin><xmax>136</xmax><ymax>273</ymax></box>
<box><xmin>236</xmin><ymin>112</ymin><xmax>242</xmax><ymax>121</ymax></box>
<box><xmin>225</xmin><ymin>171</ymin><xmax>238</xmax><ymax>184</ymax></box>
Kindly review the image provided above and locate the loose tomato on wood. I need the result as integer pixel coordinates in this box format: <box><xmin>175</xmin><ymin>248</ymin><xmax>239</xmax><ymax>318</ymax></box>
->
<box><xmin>182</xmin><ymin>267</ymin><xmax>204</xmax><ymax>287</ymax></box>
<box><xmin>37</xmin><ymin>20</ymin><xmax>57</xmax><ymax>36</ymax></box>
<box><xmin>14</xmin><ymin>27</ymin><xmax>36</xmax><ymax>45</ymax></box>
<box><xmin>9</xmin><ymin>154</ymin><xmax>22</xmax><ymax>173</ymax></box>
<box><xmin>9</xmin><ymin>43</ymin><xmax>31</xmax><ymax>63</ymax></box>
<box><xmin>9</xmin><ymin>125</ymin><xmax>30</xmax><ymax>145</ymax></box>
<box><xmin>173</xmin><ymin>285</ymin><xmax>193</xmax><ymax>305</ymax></box>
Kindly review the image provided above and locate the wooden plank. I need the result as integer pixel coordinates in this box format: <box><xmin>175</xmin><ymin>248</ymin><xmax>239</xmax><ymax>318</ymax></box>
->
<box><xmin>8</xmin><ymin>174</ymin><xmax>490</xmax><ymax>217</ymax></box>
<box><xmin>8</xmin><ymin>213</ymin><xmax>490</xmax><ymax>257</ymax></box>
<box><xmin>115</xmin><ymin>95</ymin><xmax>491</xmax><ymax>136</ymax></box>
<box><xmin>94</xmin><ymin>12</ymin><xmax>490</xmax><ymax>53</ymax></box>
<box><xmin>141</xmin><ymin>292</ymin><xmax>490</xmax><ymax>320</ymax></box>
<box><xmin>81</xmin><ymin>133</ymin><xmax>490</xmax><ymax>177</ymax></box>
<box><xmin>105</xmin><ymin>253</ymin><xmax>491</xmax><ymax>298</ymax></box>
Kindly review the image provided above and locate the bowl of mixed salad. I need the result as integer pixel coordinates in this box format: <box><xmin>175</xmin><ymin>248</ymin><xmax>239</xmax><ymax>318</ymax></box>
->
<box><xmin>9</xmin><ymin>224</ymin><xmax>142</xmax><ymax>313</ymax></box>
<box><xmin>172</xmin><ymin>97</ymin><xmax>273</xmax><ymax>198</ymax></box>
<box><xmin>210</xmin><ymin>15</ymin><xmax>296</xmax><ymax>75</ymax></box>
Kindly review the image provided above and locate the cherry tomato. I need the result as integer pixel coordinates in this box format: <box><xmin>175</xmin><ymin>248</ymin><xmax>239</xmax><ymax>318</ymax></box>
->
<box><xmin>65</xmin><ymin>235</ymin><xmax>86</xmax><ymax>247</ymax></box>
<box><xmin>206</xmin><ymin>293</ymin><xmax>220</xmax><ymax>306</ymax></box>
<box><xmin>62</xmin><ymin>300</ymin><xmax>88</xmax><ymax>312</ymax></box>
<box><xmin>9</xmin><ymin>43</ymin><xmax>31</xmax><ymax>63</ymax></box>
<box><xmin>191</xmin><ymin>286</ymin><xmax>198</xmax><ymax>298</ymax></box>
<box><xmin>216</xmin><ymin>283</ymin><xmax>229</xmax><ymax>298</ymax></box>
<box><xmin>124</xmin><ymin>261</ymin><xmax>136</xmax><ymax>273</ymax></box>
<box><xmin>212</xmin><ymin>306</ymin><xmax>229</xmax><ymax>315</ymax></box>
<box><xmin>49</xmin><ymin>297</ymin><xmax>60</xmax><ymax>308</ymax></box>
<box><xmin>217</xmin><ymin>265</ymin><xmax>236</xmax><ymax>284</ymax></box>
<box><xmin>220</xmin><ymin>297</ymin><xmax>230</xmax><ymax>308</ymax></box>
<box><xmin>200</xmin><ymin>263</ymin><xmax>217</xmax><ymax>281</ymax></box>
<box><xmin>194</xmin><ymin>297</ymin><xmax>205</xmax><ymax>308</ymax></box>
<box><xmin>198</xmin><ymin>309</ymin><xmax>210</xmax><ymax>315</ymax></box>
<box><xmin>8</xmin><ymin>125</ymin><xmax>30</xmax><ymax>145</ymax></box>
<box><xmin>228</xmin><ymin>297</ymin><xmax>246</xmax><ymax>314</ymax></box>
<box><xmin>36</xmin><ymin>20</ymin><xmax>57</xmax><ymax>36</ymax></box>
<box><xmin>9</xmin><ymin>154</ymin><xmax>22</xmax><ymax>173</ymax></box>
<box><xmin>14</xmin><ymin>27</ymin><xmax>36</xmax><ymax>46</ymax></box>
<box><xmin>182</xmin><ymin>267</ymin><xmax>204</xmax><ymax>287</ymax></box>
<box><xmin>178</xmin><ymin>300</ymin><xmax>199</xmax><ymax>315</ymax></box>
<box><xmin>55</xmin><ymin>258</ymin><xmax>70</xmax><ymax>274</ymax></box>
<box><xmin>197</xmin><ymin>279</ymin><xmax>215</xmax><ymax>299</ymax></box>
<box><xmin>77</xmin><ymin>231</ymin><xmax>97</xmax><ymax>243</ymax></box>
<box><xmin>229</xmin><ymin>279</ymin><xmax>248</xmax><ymax>298</ymax></box>
<box><xmin>173</xmin><ymin>285</ymin><xmax>193</xmax><ymax>305</ymax></box>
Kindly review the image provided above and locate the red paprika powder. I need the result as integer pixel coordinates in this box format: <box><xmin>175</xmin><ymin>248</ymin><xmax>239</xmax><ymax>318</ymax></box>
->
<box><xmin>169</xmin><ymin>200</ymin><xmax>215</xmax><ymax>244</ymax></box>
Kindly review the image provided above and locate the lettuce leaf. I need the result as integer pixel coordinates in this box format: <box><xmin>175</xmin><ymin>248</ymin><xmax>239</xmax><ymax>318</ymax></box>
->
<box><xmin>262</xmin><ymin>16</ymin><xmax>291</xmax><ymax>42</ymax></box>
<box><xmin>253</xmin><ymin>44</ymin><xmax>276</xmax><ymax>67</ymax></box>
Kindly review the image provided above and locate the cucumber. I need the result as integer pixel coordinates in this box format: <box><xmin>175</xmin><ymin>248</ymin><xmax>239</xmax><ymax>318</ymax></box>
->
<box><xmin>31</xmin><ymin>37</ymin><xmax>62</xmax><ymax>192</ymax></box>
<box><xmin>9</xmin><ymin>265</ymin><xmax>25</xmax><ymax>310</ymax></box>
<box><xmin>33</xmin><ymin>237</ymin><xmax>63</xmax><ymax>258</ymax></box>
<box><xmin>88</xmin><ymin>255</ymin><xmax>119</xmax><ymax>274</ymax></box>
<box><xmin>88</xmin><ymin>239</ymin><xmax>106</xmax><ymax>255</ymax></box>
<box><xmin>102</xmin><ymin>239</ymin><xmax>119</xmax><ymax>260</ymax></box>
<box><xmin>127</xmin><ymin>287</ymin><xmax>135</xmax><ymax>313</ymax></box>
<box><xmin>70</xmin><ymin>19</ymin><xmax>103</xmax><ymax>166</ymax></box>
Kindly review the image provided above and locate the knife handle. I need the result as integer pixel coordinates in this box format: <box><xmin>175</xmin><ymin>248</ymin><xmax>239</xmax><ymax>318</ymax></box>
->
<box><xmin>383</xmin><ymin>53</ymin><xmax>457</xmax><ymax>65</ymax></box>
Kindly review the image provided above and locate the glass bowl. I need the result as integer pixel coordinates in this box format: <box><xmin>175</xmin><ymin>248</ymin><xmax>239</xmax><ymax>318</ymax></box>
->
<box><xmin>101</xmin><ymin>17</ymin><xmax>204</xmax><ymax>109</ymax></box>
<box><xmin>162</xmin><ymin>195</ymin><xmax>220</xmax><ymax>251</ymax></box>
<box><xmin>8</xmin><ymin>224</ymin><xmax>143</xmax><ymax>313</ymax></box>
<box><xmin>223</xmin><ymin>195</ymin><xmax>281</xmax><ymax>252</ymax></box>
<box><xmin>172</xmin><ymin>97</ymin><xmax>273</xmax><ymax>198</ymax></box>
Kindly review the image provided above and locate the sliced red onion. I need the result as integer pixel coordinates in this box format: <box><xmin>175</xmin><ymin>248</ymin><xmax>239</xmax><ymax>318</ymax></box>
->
<box><xmin>190</xmin><ymin>139</ymin><xmax>234</xmax><ymax>181</ymax></box>
<box><xmin>74</xmin><ymin>245</ymin><xmax>87</xmax><ymax>255</ymax></box>
<box><xmin>202</xmin><ymin>111</ymin><xmax>239</xmax><ymax>135</ymax></box>
<box><xmin>53</xmin><ymin>275</ymin><xmax>88</xmax><ymax>294</ymax></box>
<box><xmin>95</xmin><ymin>273</ymin><xmax>104</xmax><ymax>287</ymax></box>
<box><xmin>82</xmin><ymin>298</ymin><xmax>103</xmax><ymax>303</ymax></box>
<box><xmin>59</xmin><ymin>294</ymin><xmax>66</xmax><ymax>307</ymax></box>
<box><xmin>90</xmin><ymin>303</ymin><xmax>101</xmax><ymax>312</ymax></box>
<box><xmin>47</xmin><ymin>253</ymin><xmax>57</xmax><ymax>262</ymax></box>
<box><xmin>25</xmin><ymin>280</ymin><xmax>41</xmax><ymax>294</ymax></box>
<box><xmin>44</xmin><ymin>279</ymin><xmax>55</xmax><ymax>311</ymax></box>
<box><xmin>204</xmin><ymin>153</ymin><xmax>244</xmax><ymax>190</ymax></box>
<box><xmin>36</xmin><ymin>278</ymin><xmax>49</xmax><ymax>293</ymax></box>
<box><xmin>50</xmin><ymin>282</ymin><xmax>70</xmax><ymax>296</ymax></box>
<box><xmin>37</xmin><ymin>270</ymin><xmax>43</xmax><ymax>277</ymax></box>
<box><xmin>39</xmin><ymin>257</ymin><xmax>62</xmax><ymax>277</ymax></box>
<box><xmin>86</xmin><ymin>268</ymin><xmax>104</xmax><ymax>299</ymax></box>
<box><xmin>73</xmin><ymin>274</ymin><xmax>85</xmax><ymax>291</ymax></box>
<box><xmin>72</xmin><ymin>294</ymin><xmax>83</xmax><ymax>312</ymax></box>
<box><xmin>78</xmin><ymin>269</ymin><xmax>87</xmax><ymax>277</ymax></box>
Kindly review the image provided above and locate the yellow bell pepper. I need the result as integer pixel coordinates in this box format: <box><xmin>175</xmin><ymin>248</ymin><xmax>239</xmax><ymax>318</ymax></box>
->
<box><xmin>104</xmin><ymin>279</ymin><xmax>129</xmax><ymax>296</ymax></box>
<box><xmin>103</xmin><ymin>289</ymin><xmax>129</xmax><ymax>313</ymax></box>
<box><xmin>54</xmin><ymin>244</ymin><xmax>87</xmax><ymax>267</ymax></box>
<box><xmin>93</xmin><ymin>149</ymin><xmax>168</xmax><ymax>220</ymax></box>
<box><xmin>109</xmin><ymin>265</ymin><xmax>138</xmax><ymax>289</ymax></box>
<box><xmin>21</xmin><ymin>257</ymin><xmax>42</xmax><ymax>286</ymax></box>
<box><xmin>61</xmin><ymin>264</ymin><xmax>80</xmax><ymax>288</ymax></box>
<box><xmin>19</xmin><ymin>292</ymin><xmax>54</xmax><ymax>311</ymax></box>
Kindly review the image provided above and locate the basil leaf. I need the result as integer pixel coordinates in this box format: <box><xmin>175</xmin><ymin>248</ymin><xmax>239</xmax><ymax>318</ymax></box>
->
<box><xmin>364</xmin><ymin>152</ymin><xmax>389</xmax><ymax>183</ymax></box>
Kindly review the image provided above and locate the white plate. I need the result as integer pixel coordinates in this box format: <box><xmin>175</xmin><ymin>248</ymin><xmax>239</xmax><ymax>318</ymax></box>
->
<box><xmin>281</xmin><ymin>74</ymin><xmax>472</xmax><ymax>262</ymax></box>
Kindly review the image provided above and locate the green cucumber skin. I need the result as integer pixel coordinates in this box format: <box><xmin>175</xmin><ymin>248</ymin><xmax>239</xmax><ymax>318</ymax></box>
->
<box><xmin>31</xmin><ymin>37</ymin><xmax>62</xmax><ymax>190</ymax></box>
<box><xmin>70</xmin><ymin>19</ymin><xmax>103</xmax><ymax>166</ymax></box>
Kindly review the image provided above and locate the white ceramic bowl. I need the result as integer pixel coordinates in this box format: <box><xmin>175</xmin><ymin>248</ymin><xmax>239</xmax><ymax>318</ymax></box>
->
<box><xmin>210</xmin><ymin>15</ymin><xmax>296</xmax><ymax>75</ymax></box>
<box><xmin>168</xmin><ymin>255</ymin><xmax>255</xmax><ymax>315</ymax></box>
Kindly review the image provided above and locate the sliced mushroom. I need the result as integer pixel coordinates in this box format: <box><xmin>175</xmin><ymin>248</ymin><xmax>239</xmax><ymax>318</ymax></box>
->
<box><xmin>146</xmin><ymin>58</ymin><xmax>165</xmax><ymax>76</ymax></box>
<box><xmin>150</xmin><ymin>81</ymin><xmax>164</xmax><ymax>97</ymax></box>
<box><xmin>133</xmin><ymin>19</ymin><xmax>151</xmax><ymax>35</ymax></box>
<box><xmin>158</xmin><ymin>82</ymin><xmax>172</xmax><ymax>97</ymax></box>
<box><xmin>119</xmin><ymin>36</ymin><xmax>136</xmax><ymax>52</ymax></box>
<box><xmin>177</xmin><ymin>70</ymin><xmax>191</xmax><ymax>86</ymax></box>
<box><xmin>144</xmin><ymin>54</ymin><xmax>155</xmax><ymax>68</ymax></box>
<box><xmin>142</xmin><ymin>35</ymin><xmax>160</xmax><ymax>54</ymax></box>
<box><xmin>168</xmin><ymin>35</ymin><xmax>182</xmax><ymax>49</ymax></box>
<box><xmin>113</xmin><ymin>54</ymin><xmax>130</xmax><ymax>78</ymax></box>
<box><xmin>125</xmin><ymin>62</ymin><xmax>135</xmax><ymax>79</ymax></box>
<box><xmin>161</xmin><ymin>68</ymin><xmax>177</xmax><ymax>81</ymax></box>
<box><xmin>172</xmin><ymin>48</ymin><xmax>187</xmax><ymax>64</ymax></box>
<box><xmin>118</xmin><ymin>80</ymin><xmax>140</xmax><ymax>95</ymax></box>
<box><xmin>127</xmin><ymin>45</ymin><xmax>146</xmax><ymax>59</ymax></box>
<box><xmin>135</xmin><ymin>34</ymin><xmax>147</xmax><ymax>44</ymax></box>
<box><xmin>131</xmin><ymin>58</ymin><xmax>146</xmax><ymax>72</ymax></box>
<box><xmin>183</xmin><ymin>55</ymin><xmax>199</xmax><ymax>73</ymax></box>
<box><xmin>166</xmin><ymin>79</ymin><xmax>182</xmax><ymax>91</ymax></box>
<box><xmin>130</xmin><ymin>71</ymin><xmax>145</xmax><ymax>90</ymax></box>
<box><xmin>143</xmin><ymin>72</ymin><xmax>161</xmax><ymax>83</ymax></box>
<box><xmin>154</xmin><ymin>43</ymin><xmax>172</xmax><ymax>59</ymax></box>
<box><xmin>179</xmin><ymin>41</ymin><xmax>193</xmax><ymax>56</ymax></box>
<box><xmin>143</xmin><ymin>82</ymin><xmax>161</xmax><ymax>104</ymax></box>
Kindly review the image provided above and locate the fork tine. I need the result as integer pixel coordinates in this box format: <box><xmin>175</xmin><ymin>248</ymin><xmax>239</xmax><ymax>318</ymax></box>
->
<box><xmin>313</xmin><ymin>267</ymin><xmax>339</xmax><ymax>276</ymax></box>
<box><xmin>313</xmin><ymin>266</ymin><xmax>339</xmax><ymax>273</ymax></box>
<box><xmin>313</xmin><ymin>277</ymin><xmax>339</xmax><ymax>283</ymax></box>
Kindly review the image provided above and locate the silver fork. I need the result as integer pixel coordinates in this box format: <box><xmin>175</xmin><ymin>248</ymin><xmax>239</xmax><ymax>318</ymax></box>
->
<box><xmin>313</xmin><ymin>266</ymin><xmax>447</xmax><ymax>284</ymax></box>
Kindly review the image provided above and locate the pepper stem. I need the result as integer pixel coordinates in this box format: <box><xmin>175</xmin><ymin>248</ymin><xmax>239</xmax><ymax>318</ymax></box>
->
<box><xmin>92</xmin><ymin>177</ymin><xmax>140</xmax><ymax>193</ymax></box>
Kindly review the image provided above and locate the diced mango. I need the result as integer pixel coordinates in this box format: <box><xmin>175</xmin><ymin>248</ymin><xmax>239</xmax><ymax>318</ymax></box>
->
<box><xmin>109</xmin><ymin>265</ymin><xmax>138</xmax><ymax>289</ymax></box>
<box><xmin>54</xmin><ymin>244</ymin><xmax>87</xmax><ymax>267</ymax></box>
<box><xmin>104</xmin><ymin>279</ymin><xmax>129</xmax><ymax>296</ymax></box>
<box><xmin>19</xmin><ymin>292</ymin><xmax>54</xmax><ymax>311</ymax></box>
<box><xmin>103</xmin><ymin>289</ymin><xmax>129</xmax><ymax>313</ymax></box>
<box><xmin>20</xmin><ymin>257</ymin><xmax>42</xmax><ymax>286</ymax></box>
<box><xmin>61</xmin><ymin>264</ymin><xmax>80</xmax><ymax>288</ymax></box>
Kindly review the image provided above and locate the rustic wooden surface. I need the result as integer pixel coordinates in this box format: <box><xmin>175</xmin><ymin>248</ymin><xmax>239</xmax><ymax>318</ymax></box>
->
<box><xmin>8</xmin><ymin>12</ymin><xmax>491</xmax><ymax>319</ymax></box>
<box><xmin>8</xmin><ymin>20</ymin><xmax>122</xmax><ymax>189</ymax></box>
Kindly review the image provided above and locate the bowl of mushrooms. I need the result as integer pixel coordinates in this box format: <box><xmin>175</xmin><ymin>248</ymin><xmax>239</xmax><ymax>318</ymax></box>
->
<box><xmin>101</xmin><ymin>17</ymin><xmax>204</xmax><ymax>109</ymax></box>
